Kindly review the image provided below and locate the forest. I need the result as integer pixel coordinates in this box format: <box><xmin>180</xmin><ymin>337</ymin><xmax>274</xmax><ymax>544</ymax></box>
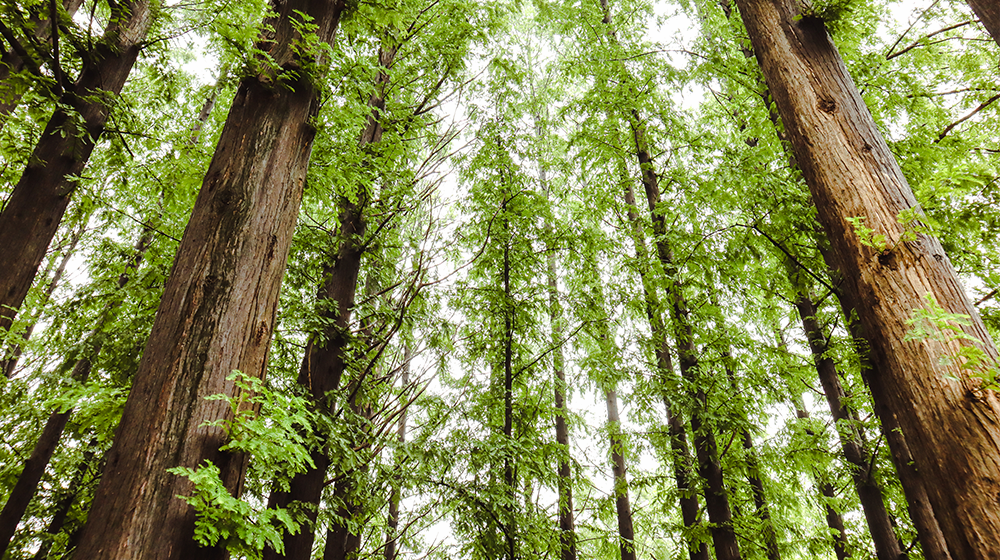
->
<box><xmin>0</xmin><ymin>0</ymin><xmax>999</xmax><ymax>558</ymax></box>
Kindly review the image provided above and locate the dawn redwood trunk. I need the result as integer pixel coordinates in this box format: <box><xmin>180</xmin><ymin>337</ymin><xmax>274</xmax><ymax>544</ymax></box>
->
<box><xmin>0</xmin><ymin>1</ymin><xmax>154</xmax><ymax>335</ymax></box>
<box><xmin>734</xmin><ymin>1</ymin><xmax>1000</xmax><ymax>555</ymax></box>
<box><xmin>786</xmin><ymin>268</ymin><xmax>902</xmax><ymax>560</ymax></box>
<box><xmin>967</xmin><ymin>0</ymin><xmax>1000</xmax><ymax>47</ymax></box>
<box><xmin>542</xmin><ymin>177</ymin><xmax>578</xmax><ymax>560</ymax></box>
<box><xmin>621</xmin><ymin>178</ymin><xmax>708</xmax><ymax>560</ymax></box>
<box><xmin>261</xmin><ymin>42</ymin><xmax>393</xmax><ymax>560</ymax></box>
<box><xmin>323</xmin><ymin>396</ymin><xmax>373</xmax><ymax>560</ymax></box>
<box><xmin>71</xmin><ymin>1</ymin><xmax>347</xmax><ymax>558</ymax></box>
<box><xmin>383</xmin><ymin>347</ymin><xmax>410</xmax><ymax>560</ymax></box>
<box><xmin>0</xmin><ymin>226</ymin><xmax>153</xmax><ymax>556</ymax></box>
<box><xmin>0</xmin><ymin>0</ymin><xmax>85</xmax><ymax>126</ymax></box>
<box><xmin>793</xmin><ymin>402</ymin><xmax>850</xmax><ymax>560</ymax></box>
<box><xmin>606</xmin><ymin>387</ymin><xmax>637</xmax><ymax>560</ymax></box>
<box><xmin>502</xmin><ymin>217</ymin><xmax>516</xmax><ymax>560</ymax></box>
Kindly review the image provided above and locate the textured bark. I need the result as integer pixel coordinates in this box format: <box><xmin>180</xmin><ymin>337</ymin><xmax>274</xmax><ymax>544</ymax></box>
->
<box><xmin>735</xmin><ymin>1</ymin><xmax>1000</xmax><ymax>556</ymax></box>
<box><xmin>0</xmin><ymin>0</ymin><xmax>85</xmax><ymax>125</ymax></box>
<box><xmin>0</xmin><ymin>1</ymin><xmax>155</xmax><ymax>335</ymax></box>
<box><xmin>1</xmin><ymin>217</ymin><xmax>85</xmax><ymax>378</ymax></box>
<box><xmin>261</xmin><ymin>42</ymin><xmax>391</xmax><ymax>560</ymax></box>
<box><xmin>967</xmin><ymin>0</ymin><xmax>1000</xmax><ymax>47</ymax></box>
<box><xmin>794</xmin><ymin>403</ymin><xmax>851</xmax><ymax>560</ymax></box>
<box><xmin>787</xmin><ymin>272</ymin><xmax>902</xmax><ymax>560</ymax></box>
<box><xmin>621</xmin><ymin>179</ymin><xmax>708</xmax><ymax>560</ymax></box>
<box><xmin>72</xmin><ymin>2</ymin><xmax>346</xmax><ymax>558</ymax></box>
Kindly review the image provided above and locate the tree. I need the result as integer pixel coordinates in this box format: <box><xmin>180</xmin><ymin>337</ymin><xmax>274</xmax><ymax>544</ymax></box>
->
<box><xmin>71</xmin><ymin>0</ymin><xmax>348</xmax><ymax>557</ymax></box>
<box><xmin>966</xmin><ymin>0</ymin><xmax>1000</xmax><ymax>47</ymax></box>
<box><xmin>733</xmin><ymin>0</ymin><xmax>1000</xmax><ymax>556</ymax></box>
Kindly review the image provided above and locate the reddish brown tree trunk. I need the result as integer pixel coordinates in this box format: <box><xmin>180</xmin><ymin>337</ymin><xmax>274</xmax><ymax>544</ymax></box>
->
<box><xmin>787</xmin><ymin>271</ymin><xmax>902</xmax><ymax>560</ymax></box>
<box><xmin>794</xmin><ymin>404</ymin><xmax>851</xmax><ymax>560</ymax></box>
<box><xmin>967</xmin><ymin>0</ymin><xmax>1000</xmax><ymax>47</ymax></box>
<box><xmin>0</xmin><ymin>1</ymin><xmax>155</xmax><ymax>335</ymax></box>
<box><xmin>735</xmin><ymin>0</ymin><xmax>1000</xmax><ymax>556</ymax></box>
<box><xmin>605</xmin><ymin>388</ymin><xmax>637</xmax><ymax>560</ymax></box>
<box><xmin>71</xmin><ymin>1</ymin><xmax>347</xmax><ymax>558</ymax></box>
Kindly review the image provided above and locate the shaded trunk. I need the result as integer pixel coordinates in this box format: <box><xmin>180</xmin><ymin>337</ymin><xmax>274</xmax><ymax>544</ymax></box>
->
<box><xmin>606</xmin><ymin>388</ymin><xmax>636</xmax><ymax>560</ymax></box>
<box><xmin>262</xmin><ymin>42</ymin><xmax>392</xmax><ymax>560</ymax></box>
<box><xmin>741</xmin><ymin>432</ymin><xmax>780</xmax><ymax>560</ymax></box>
<box><xmin>383</xmin><ymin>347</ymin><xmax>410</xmax><ymax>560</ymax></box>
<box><xmin>2</xmin><ymin>216</ymin><xmax>85</xmax><ymax>378</ymax></box>
<box><xmin>793</xmin><ymin>402</ymin><xmax>851</xmax><ymax>560</ymax></box>
<box><xmin>0</xmin><ymin>226</ymin><xmax>153</xmax><ymax>556</ymax></box>
<box><xmin>621</xmin><ymin>178</ymin><xmax>708</xmax><ymax>560</ymax></box>
<box><xmin>502</xmin><ymin>219</ymin><xmax>516</xmax><ymax>560</ymax></box>
<box><xmin>323</xmin><ymin>391</ymin><xmax>374</xmax><ymax>560</ymax></box>
<box><xmin>0</xmin><ymin>1</ymin><xmax>155</xmax><ymax>335</ymax></box>
<box><xmin>786</xmin><ymin>268</ymin><xmax>903</xmax><ymax>560</ymax></box>
<box><xmin>0</xmin><ymin>0</ymin><xmax>85</xmax><ymax>126</ymax></box>
<box><xmin>734</xmin><ymin>1</ymin><xmax>1000</xmax><ymax>556</ymax></box>
<box><xmin>72</xmin><ymin>1</ymin><xmax>347</xmax><ymax>558</ymax></box>
<box><xmin>967</xmin><ymin>0</ymin><xmax>1000</xmax><ymax>47</ymax></box>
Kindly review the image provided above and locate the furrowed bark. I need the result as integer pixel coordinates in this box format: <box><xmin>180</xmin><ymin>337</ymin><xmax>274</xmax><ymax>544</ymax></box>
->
<box><xmin>967</xmin><ymin>0</ymin><xmax>1000</xmax><ymax>47</ymax></box>
<box><xmin>621</xmin><ymin>177</ymin><xmax>708</xmax><ymax>560</ymax></box>
<box><xmin>786</xmin><ymin>267</ymin><xmax>903</xmax><ymax>560</ymax></box>
<box><xmin>734</xmin><ymin>1</ymin><xmax>1000</xmax><ymax>556</ymax></box>
<box><xmin>72</xmin><ymin>1</ymin><xmax>347</xmax><ymax>558</ymax></box>
<box><xmin>0</xmin><ymin>1</ymin><xmax>155</xmax><ymax>336</ymax></box>
<box><xmin>261</xmin><ymin>41</ymin><xmax>393</xmax><ymax>560</ymax></box>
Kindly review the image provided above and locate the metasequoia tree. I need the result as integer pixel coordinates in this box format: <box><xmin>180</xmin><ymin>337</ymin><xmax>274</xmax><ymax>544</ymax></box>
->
<box><xmin>0</xmin><ymin>0</ymin><xmax>157</xmax><ymax>337</ymax></box>
<box><xmin>71</xmin><ymin>0</ymin><xmax>348</xmax><ymax>558</ymax></box>
<box><xmin>733</xmin><ymin>0</ymin><xmax>1000</xmax><ymax>556</ymax></box>
<box><xmin>966</xmin><ymin>0</ymin><xmax>1000</xmax><ymax>47</ymax></box>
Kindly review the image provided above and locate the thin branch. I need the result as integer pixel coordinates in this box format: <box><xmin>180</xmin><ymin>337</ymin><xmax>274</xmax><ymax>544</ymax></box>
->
<box><xmin>886</xmin><ymin>19</ymin><xmax>971</xmax><ymax>60</ymax></box>
<box><xmin>936</xmin><ymin>93</ymin><xmax>1000</xmax><ymax>141</ymax></box>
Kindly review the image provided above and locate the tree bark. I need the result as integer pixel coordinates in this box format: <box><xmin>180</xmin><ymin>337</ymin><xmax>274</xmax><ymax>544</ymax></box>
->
<box><xmin>621</xmin><ymin>178</ymin><xmax>708</xmax><ymax>560</ymax></box>
<box><xmin>502</xmin><ymin>214</ymin><xmax>516</xmax><ymax>560</ymax></box>
<box><xmin>786</xmin><ymin>269</ymin><xmax>903</xmax><ymax>560</ymax></box>
<box><xmin>967</xmin><ymin>0</ymin><xmax>1000</xmax><ymax>47</ymax></box>
<box><xmin>0</xmin><ymin>0</ymin><xmax>85</xmax><ymax>126</ymax></box>
<box><xmin>605</xmin><ymin>387</ymin><xmax>637</xmax><ymax>560</ymax></box>
<box><xmin>794</xmin><ymin>403</ymin><xmax>851</xmax><ymax>560</ymax></box>
<box><xmin>0</xmin><ymin>1</ymin><xmax>155</xmax><ymax>336</ymax></box>
<box><xmin>71</xmin><ymin>1</ymin><xmax>347</xmax><ymax>558</ymax></box>
<box><xmin>261</xmin><ymin>41</ymin><xmax>393</xmax><ymax>560</ymax></box>
<box><xmin>383</xmin><ymin>347</ymin><xmax>410</xmax><ymax>560</ymax></box>
<box><xmin>30</xmin><ymin>441</ymin><xmax>97</xmax><ymax>560</ymax></box>
<box><xmin>734</xmin><ymin>1</ymin><xmax>1000</xmax><ymax>556</ymax></box>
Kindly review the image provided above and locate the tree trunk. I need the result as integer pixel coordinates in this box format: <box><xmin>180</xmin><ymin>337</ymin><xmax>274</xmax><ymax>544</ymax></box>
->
<box><xmin>262</xmin><ymin>41</ymin><xmax>393</xmax><ymax>560</ymax></box>
<box><xmin>2</xmin><ymin>216</ymin><xmax>86</xmax><ymax>378</ymax></box>
<box><xmin>0</xmin><ymin>0</ymin><xmax>85</xmax><ymax>127</ymax></box>
<box><xmin>967</xmin><ymin>0</ymin><xmax>1000</xmax><ymax>47</ymax></box>
<box><xmin>30</xmin><ymin>440</ymin><xmax>97</xmax><ymax>560</ymax></box>
<box><xmin>71</xmin><ymin>2</ymin><xmax>347</xmax><ymax>558</ymax></box>
<box><xmin>734</xmin><ymin>1</ymin><xmax>1000</xmax><ymax>556</ymax></box>
<box><xmin>383</xmin><ymin>347</ymin><xmax>410</xmax><ymax>560</ymax></box>
<box><xmin>0</xmin><ymin>1</ymin><xmax>155</xmax><ymax>335</ymax></box>
<box><xmin>621</xmin><ymin>178</ymin><xmax>708</xmax><ymax>560</ymax></box>
<box><xmin>605</xmin><ymin>387</ymin><xmax>637</xmax><ymax>560</ymax></box>
<box><xmin>786</xmin><ymin>268</ymin><xmax>903</xmax><ymax>560</ymax></box>
<box><xmin>502</xmin><ymin>216</ymin><xmax>516</xmax><ymax>560</ymax></box>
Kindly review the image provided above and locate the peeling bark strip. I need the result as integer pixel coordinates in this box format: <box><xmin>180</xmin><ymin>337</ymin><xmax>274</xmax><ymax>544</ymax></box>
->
<box><xmin>72</xmin><ymin>2</ymin><xmax>347</xmax><ymax>559</ymax></box>
<box><xmin>734</xmin><ymin>0</ymin><xmax>1000</xmax><ymax>556</ymax></box>
<box><xmin>966</xmin><ymin>0</ymin><xmax>1000</xmax><ymax>47</ymax></box>
<box><xmin>0</xmin><ymin>1</ymin><xmax>154</xmax><ymax>336</ymax></box>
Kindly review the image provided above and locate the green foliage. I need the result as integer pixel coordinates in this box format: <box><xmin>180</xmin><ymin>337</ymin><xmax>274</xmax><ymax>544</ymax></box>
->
<box><xmin>905</xmin><ymin>293</ymin><xmax>1000</xmax><ymax>390</ymax></box>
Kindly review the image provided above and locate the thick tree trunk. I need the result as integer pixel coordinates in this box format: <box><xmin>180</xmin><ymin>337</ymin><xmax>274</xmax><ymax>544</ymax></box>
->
<box><xmin>787</xmin><ymin>271</ymin><xmax>903</xmax><ymax>560</ymax></box>
<box><xmin>734</xmin><ymin>1</ymin><xmax>1000</xmax><ymax>556</ymax></box>
<box><xmin>2</xmin><ymin>216</ymin><xmax>85</xmax><ymax>378</ymax></box>
<box><xmin>0</xmin><ymin>1</ymin><xmax>155</xmax><ymax>335</ymax></box>
<box><xmin>967</xmin><ymin>0</ymin><xmax>1000</xmax><ymax>47</ymax></box>
<box><xmin>621</xmin><ymin>179</ymin><xmax>708</xmax><ymax>560</ymax></box>
<box><xmin>0</xmin><ymin>0</ymin><xmax>85</xmax><ymax>126</ymax></box>
<box><xmin>0</xmin><ymin>226</ymin><xmax>152</xmax><ymax>556</ymax></box>
<box><xmin>262</xmin><ymin>42</ymin><xmax>393</xmax><ymax>560</ymax></box>
<box><xmin>71</xmin><ymin>2</ymin><xmax>347</xmax><ymax>559</ymax></box>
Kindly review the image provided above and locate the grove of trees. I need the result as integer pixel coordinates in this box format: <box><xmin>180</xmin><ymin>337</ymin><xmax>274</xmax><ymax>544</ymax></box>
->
<box><xmin>1</xmin><ymin>0</ymin><xmax>999</xmax><ymax>559</ymax></box>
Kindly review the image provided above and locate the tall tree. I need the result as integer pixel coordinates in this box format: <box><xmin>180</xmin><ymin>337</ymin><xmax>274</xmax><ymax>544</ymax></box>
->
<box><xmin>0</xmin><ymin>0</ymin><xmax>157</xmax><ymax>336</ymax></box>
<box><xmin>966</xmin><ymin>0</ymin><xmax>1000</xmax><ymax>47</ymax></box>
<box><xmin>733</xmin><ymin>0</ymin><xmax>1000</xmax><ymax>556</ymax></box>
<box><xmin>71</xmin><ymin>0</ymin><xmax>348</xmax><ymax>557</ymax></box>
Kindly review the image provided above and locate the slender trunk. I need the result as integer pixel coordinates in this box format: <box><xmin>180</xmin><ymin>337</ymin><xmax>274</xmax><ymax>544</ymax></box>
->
<box><xmin>0</xmin><ymin>226</ymin><xmax>153</xmax><ymax>556</ymax></box>
<box><xmin>2</xmin><ymin>216</ymin><xmax>86</xmax><ymax>378</ymax></box>
<box><xmin>262</xmin><ymin>42</ymin><xmax>393</xmax><ymax>560</ymax></box>
<box><xmin>383</xmin><ymin>347</ymin><xmax>410</xmax><ymax>560</ymax></box>
<box><xmin>786</xmin><ymin>267</ymin><xmax>903</xmax><ymax>560</ymax></box>
<box><xmin>72</xmin><ymin>2</ymin><xmax>347</xmax><ymax>558</ymax></box>
<box><xmin>0</xmin><ymin>0</ymin><xmax>85</xmax><ymax>126</ymax></box>
<box><xmin>793</xmin><ymin>401</ymin><xmax>851</xmax><ymax>560</ymax></box>
<box><xmin>31</xmin><ymin>441</ymin><xmax>97</xmax><ymax>560</ymax></box>
<box><xmin>735</xmin><ymin>1</ymin><xmax>1000</xmax><ymax>556</ymax></box>
<box><xmin>605</xmin><ymin>387</ymin><xmax>636</xmax><ymax>560</ymax></box>
<box><xmin>741</xmin><ymin>432</ymin><xmax>780</xmax><ymax>560</ymax></box>
<box><xmin>621</xmin><ymin>178</ymin><xmax>708</xmax><ymax>560</ymax></box>
<box><xmin>501</xmin><ymin>217</ymin><xmax>516</xmax><ymax>560</ymax></box>
<box><xmin>967</xmin><ymin>0</ymin><xmax>1000</xmax><ymax>47</ymax></box>
<box><xmin>0</xmin><ymin>1</ymin><xmax>155</xmax><ymax>334</ymax></box>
